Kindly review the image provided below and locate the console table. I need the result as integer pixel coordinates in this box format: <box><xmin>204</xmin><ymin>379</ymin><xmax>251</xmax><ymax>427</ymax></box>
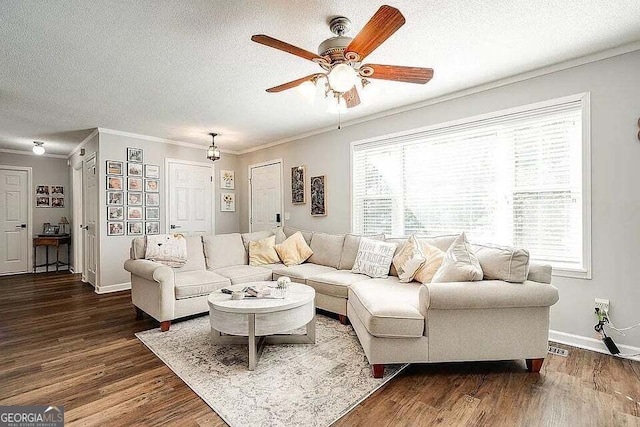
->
<box><xmin>33</xmin><ymin>235</ymin><xmax>71</xmax><ymax>272</ymax></box>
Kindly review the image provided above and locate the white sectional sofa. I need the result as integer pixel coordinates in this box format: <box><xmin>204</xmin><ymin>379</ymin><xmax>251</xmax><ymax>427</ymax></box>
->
<box><xmin>124</xmin><ymin>226</ymin><xmax>559</xmax><ymax>377</ymax></box>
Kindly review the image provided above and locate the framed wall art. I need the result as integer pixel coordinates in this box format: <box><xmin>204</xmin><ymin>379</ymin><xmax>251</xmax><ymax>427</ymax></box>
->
<box><xmin>108</xmin><ymin>206</ymin><xmax>124</xmax><ymax>221</ymax></box>
<box><xmin>310</xmin><ymin>175</ymin><xmax>326</xmax><ymax>216</ymax></box>
<box><xmin>145</xmin><ymin>193</ymin><xmax>160</xmax><ymax>206</ymax></box>
<box><xmin>221</xmin><ymin>192</ymin><xmax>235</xmax><ymax>212</ymax></box>
<box><xmin>144</xmin><ymin>179</ymin><xmax>159</xmax><ymax>192</ymax></box>
<box><xmin>127</xmin><ymin>162</ymin><xmax>143</xmax><ymax>177</ymax></box>
<box><xmin>145</xmin><ymin>207</ymin><xmax>160</xmax><ymax>220</ymax></box>
<box><xmin>220</xmin><ymin>170</ymin><xmax>235</xmax><ymax>190</ymax></box>
<box><xmin>127</xmin><ymin>147</ymin><xmax>143</xmax><ymax>163</ymax></box>
<box><xmin>106</xmin><ymin>160</ymin><xmax>123</xmax><ymax>176</ymax></box>
<box><xmin>291</xmin><ymin>166</ymin><xmax>305</xmax><ymax>204</ymax></box>
<box><xmin>107</xmin><ymin>222</ymin><xmax>124</xmax><ymax>236</ymax></box>
<box><xmin>107</xmin><ymin>176</ymin><xmax>123</xmax><ymax>190</ymax></box>
<box><xmin>145</xmin><ymin>221</ymin><xmax>160</xmax><ymax>235</ymax></box>
<box><xmin>127</xmin><ymin>222</ymin><xmax>143</xmax><ymax>236</ymax></box>
<box><xmin>127</xmin><ymin>206</ymin><xmax>143</xmax><ymax>220</ymax></box>
<box><xmin>127</xmin><ymin>177</ymin><xmax>143</xmax><ymax>192</ymax></box>
<box><xmin>127</xmin><ymin>192</ymin><xmax>143</xmax><ymax>206</ymax></box>
<box><xmin>107</xmin><ymin>191</ymin><xmax>124</xmax><ymax>205</ymax></box>
<box><xmin>145</xmin><ymin>164</ymin><xmax>159</xmax><ymax>179</ymax></box>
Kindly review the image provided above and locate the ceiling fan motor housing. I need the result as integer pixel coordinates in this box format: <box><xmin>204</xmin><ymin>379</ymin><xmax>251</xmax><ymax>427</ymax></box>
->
<box><xmin>318</xmin><ymin>36</ymin><xmax>353</xmax><ymax>64</ymax></box>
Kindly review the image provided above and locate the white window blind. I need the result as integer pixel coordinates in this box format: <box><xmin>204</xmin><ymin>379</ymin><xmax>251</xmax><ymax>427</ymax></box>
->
<box><xmin>352</xmin><ymin>98</ymin><xmax>587</xmax><ymax>273</ymax></box>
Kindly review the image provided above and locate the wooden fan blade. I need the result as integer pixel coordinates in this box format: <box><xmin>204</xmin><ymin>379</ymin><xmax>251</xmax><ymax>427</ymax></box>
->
<box><xmin>344</xmin><ymin>5</ymin><xmax>405</xmax><ymax>62</ymax></box>
<box><xmin>266</xmin><ymin>74</ymin><xmax>324</xmax><ymax>93</ymax></box>
<box><xmin>343</xmin><ymin>86</ymin><xmax>361</xmax><ymax>108</ymax></box>
<box><xmin>360</xmin><ymin>64</ymin><xmax>434</xmax><ymax>84</ymax></box>
<box><xmin>251</xmin><ymin>35</ymin><xmax>324</xmax><ymax>62</ymax></box>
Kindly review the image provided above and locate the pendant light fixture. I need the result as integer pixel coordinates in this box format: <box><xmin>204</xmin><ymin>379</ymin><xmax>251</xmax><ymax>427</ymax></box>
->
<box><xmin>32</xmin><ymin>141</ymin><xmax>45</xmax><ymax>155</ymax></box>
<box><xmin>206</xmin><ymin>133</ymin><xmax>221</xmax><ymax>162</ymax></box>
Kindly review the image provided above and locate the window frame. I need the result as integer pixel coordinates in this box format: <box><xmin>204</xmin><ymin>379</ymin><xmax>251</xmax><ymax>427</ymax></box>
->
<box><xmin>350</xmin><ymin>93</ymin><xmax>592</xmax><ymax>279</ymax></box>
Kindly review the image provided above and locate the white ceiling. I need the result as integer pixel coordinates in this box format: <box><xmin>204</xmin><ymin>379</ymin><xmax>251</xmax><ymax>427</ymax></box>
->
<box><xmin>1</xmin><ymin>1</ymin><xmax>640</xmax><ymax>155</ymax></box>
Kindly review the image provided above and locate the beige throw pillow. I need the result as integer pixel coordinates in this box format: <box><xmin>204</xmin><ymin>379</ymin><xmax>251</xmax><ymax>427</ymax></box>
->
<box><xmin>392</xmin><ymin>235</ymin><xmax>426</xmax><ymax>282</ymax></box>
<box><xmin>414</xmin><ymin>241</ymin><xmax>445</xmax><ymax>283</ymax></box>
<box><xmin>432</xmin><ymin>233</ymin><xmax>483</xmax><ymax>283</ymax></box>
<box><xmin>351</xmin><ymin>238</ymin><xmax>397</xmax><ymax>278</ymax></box>
<box><xmin>249</xmin><ymin>235</ymin><xmax>280</xmax><ymax>266</ymax></box>
<box><xmin>472</xmin><ymin>243</ymin><xmax>530</xmax><ymax>283</ymax></box>
<box><xmin>275</xmin><ymin>231</ymin><xmax>313</xmax><ymax>266</ymax></box>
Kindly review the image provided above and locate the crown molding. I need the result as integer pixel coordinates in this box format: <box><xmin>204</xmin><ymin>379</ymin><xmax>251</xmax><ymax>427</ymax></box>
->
<box><xmin>237</xmin><ymin>41</ymin><xmax>640</xmax><ymax>155</ymax></box>
<box><xmin>0</xmin><ymin>148</ymin><xmax>68</xmax><ymax>159</ymax></box>
<box><xmin>97</xmin><ymin>128</ymin><xmax>240</xmax><ymax>155</ymax></box>
<box><xmin>67</xmin><ymin>127</ymin><xmax>99</xmax><ymax>158</ymax></box>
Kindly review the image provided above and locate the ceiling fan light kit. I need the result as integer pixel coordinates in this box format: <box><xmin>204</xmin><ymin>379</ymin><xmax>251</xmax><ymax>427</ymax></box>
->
<box><xmin>32</xmin><ymin>141</ymin><xmax>45</xmax><ymax>155</ymax></box>
<box><xmin>251</xmin><ymin>5</ymin><xmax>434</xmax><ymax>114</ymax></box>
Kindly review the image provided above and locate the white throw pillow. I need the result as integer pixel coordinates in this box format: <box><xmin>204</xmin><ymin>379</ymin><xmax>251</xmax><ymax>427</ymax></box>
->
<box><xmin>351</xmin><ymin>238</ymin><xmax>397</xmax><ymax>278</ymax></box>
<box><xmin>432</xmin><ymin>233</ymin><xmax>483</xmax><ymax>283</ymax></box>
<box><xmin>392</xmin><ymin>235</ymin><xmax>426</xmax><ymax>282</ymax></box>
<box><xmin>145</xmin><ymin>234</ymin><xmax>188</xmax><ymax>268</ymax></box>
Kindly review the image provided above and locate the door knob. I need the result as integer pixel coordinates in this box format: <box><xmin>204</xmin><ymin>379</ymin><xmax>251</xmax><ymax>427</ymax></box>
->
<box><xmin>170</xmin><ymin>225</ymin><xmax>181</xmax><ymax>229</ymax></box>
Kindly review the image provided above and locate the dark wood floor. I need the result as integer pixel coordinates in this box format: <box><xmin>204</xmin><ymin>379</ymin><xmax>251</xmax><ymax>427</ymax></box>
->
<box><xmin>1</xmin><ymin>273</ymin><xmax>639</xmax><ymax>426</ymax></box>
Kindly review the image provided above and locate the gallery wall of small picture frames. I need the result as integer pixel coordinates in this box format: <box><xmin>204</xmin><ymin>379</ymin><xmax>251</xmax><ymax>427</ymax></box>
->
<box><xmin>35</xmin><ymin>185</ymin><xmax>65</xmax><ymax>208</ymax></box>
<box><xmin>106</xmin><ymin>147</ymin><xmax>160</xmax><ymax>236</ymax></box>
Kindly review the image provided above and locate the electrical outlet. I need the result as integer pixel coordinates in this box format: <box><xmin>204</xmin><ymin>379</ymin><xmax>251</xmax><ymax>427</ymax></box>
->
<box><xmin>595</xmin><ymin>298</ymin><xmax>610</xmax><ymax>312</ymax></box>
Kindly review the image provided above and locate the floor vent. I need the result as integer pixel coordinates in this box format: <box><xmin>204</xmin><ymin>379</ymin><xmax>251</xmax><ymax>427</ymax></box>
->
<box><xmin>548</xmin><ymin>345</ymin><xmax>569</xmax><ymax>357</ymax></box>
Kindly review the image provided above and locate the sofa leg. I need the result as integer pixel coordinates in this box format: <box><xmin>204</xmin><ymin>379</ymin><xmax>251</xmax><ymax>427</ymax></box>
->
<box><xmin>160</xmin><ymin>321</ymin><xmax>171</xmax><ymax>332</ymax></box>
<box><xmin>372</xmin><ymin>364</ymin><xmax>385</xmax><ymax>378</ymax></box>
<box><xmin>338</xmin><ymin>314</ymin><xmax>349</xmax><ymax>325</ymax></box>
<box><xmin>135</xmin><ymin>306</ymin><xmax>144</xmax><ymax>320</ymax></box>
<box><xmin>526</xmin><ymin>358</ymin><xmax>544</xmax><ymax>373</ymax></box>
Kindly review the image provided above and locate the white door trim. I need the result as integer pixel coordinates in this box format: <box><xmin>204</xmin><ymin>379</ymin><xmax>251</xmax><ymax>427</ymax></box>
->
<box><xmin>164</xmin><ymin>158</ymin><xmax>215</xmax><ymax>234</ymax></box>
<box><xmin>0</xmin><ymin>165</ymin><xmax>33</xmax><ymax>275</ymax></box>
<box><xmin>72</xmin><ymin>163</ymin><xmax>83</xmax><ymax>275</ymax></box>
<box><xmin>248</xmin><ymin>158</ymin><xmax>284</xmax><ymax>232</ymax></box>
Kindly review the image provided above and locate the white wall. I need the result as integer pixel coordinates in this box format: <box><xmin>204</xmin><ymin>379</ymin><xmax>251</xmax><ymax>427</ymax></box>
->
<box><xmin>236</xmin><ymin>50</ymin><xmax>640</xmax><ymax>348</ymax></box>
<box><xmin>96</xmin><ymin>132</ymin><xmax>239</xmax><ymax>289</ymax></box>
<box><xmin>0</xmin><ymin>152</ymin><xmax>71</xmax><ymax>267</ymax></box>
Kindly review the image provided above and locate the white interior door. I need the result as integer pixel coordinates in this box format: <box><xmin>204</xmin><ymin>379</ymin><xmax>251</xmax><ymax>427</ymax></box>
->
<box><xmin>250</xmin><ymin>161</ymin><xmax>282</xmax><ymax>232</ymax></box>
<box><xmin>83</xmin><ymin>155</ymin><xmax>97</xmax><ymax>286</ymax></box>
<box><xmin>167</xmin><ymin>160</ymin><xmax>213</xmax><ymax>235</ymax></box>
<box><xmin>0</xmin><ymin>167</ymin><xmax>29</xmax><ymax>274</ymax></box>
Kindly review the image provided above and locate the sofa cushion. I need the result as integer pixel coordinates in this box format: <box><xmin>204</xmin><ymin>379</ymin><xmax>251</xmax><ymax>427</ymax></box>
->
<box><xmin>349</xmin><ymin>278</ymin><xmax>425</xmax><ymax>338</ymax></box>
<box><xmin>274</xmin><ymin>227</ymin><xmax>287</xmax><ymax>244</ymax></box>
<box><xmin>393</xmin><ymin>235</ymin><xmax>426</xmax><ymax>282</ymax></box>
<box><xmin>308</xmin><ymin>232</ymin><xmax>345</xmax><ymax>268</ymax></box>
<box><xmin>174</xmin><ymin>271</ymin><xmax>230</xmax><ymax>300</ymax></box>
<box><xmin>527</xmin><ymin>263</ymin><xmax>552</xmax><ymax>284</ymax></box>
<box><xmin>352</xmin><ymin>238</ymin><xmax>397</xmax><ymax>278</ymax></box>
<box><xmin>248</xmin><ymin>235</ymin><xmax>280</xmax><ymax>266</ymax></box>
<box><xmin>283</xmin><ymin>226</ymin><xmax>313</xmax><ymax>245</ymax></box>
<box><xmin>338</xmin><ymin>234</ymin><xmax>384</xmax><ymax>270</ymax></box>
<box><xmin>272</xmin><ymin>263</ymin><xmax>336</xmax><ymax>283</ymax></box>
<box><xmin>214</xmin><ymin>265</ymin><xmax>273</xmax><ymax>285</ymax></box>
<box><xmin>432</xmin><ymin>233</ymin><xmax>483</xmax><ymax>283</ymax></box>
<box><xmin>241</xmin><ymin>230</ymin><xmax>274</xmax><ymax>249</ymax></box>
<box><xmin>260</xmin><ymin>263</ymin><xmax>284</xmax><ymax>271</ymax></box>
<box><xmin>306</xmin><ymin>270</ymin><xmax>370</xmax><ymax>298</ymax></box>
<box><xmin>275</xmin><ymin>232</ymin><xmax>313</xmax><ymax>266</ymax></box>
<box><xmin>175</xmin><ymin>236</ymin><xmax>206</xmax><ymax>272</ymax></box>
<box><xmin>386</xmin><ymin>235</ymin><xmax>456</xmax><ymax>276</ymax></box>
<box><xmin>203</xmin><ymin>234</ymin><xmax>247</xmax><ymax>270</ymax></box>
<box><xmin>145</xmin><ymin>234</ymin><xmax>188</xmax><ymax>268</ymax></box>
<box><xmin>472</xmin><ymin>243</ymin><xmax>530</xmax><ymax>283</ymax></box>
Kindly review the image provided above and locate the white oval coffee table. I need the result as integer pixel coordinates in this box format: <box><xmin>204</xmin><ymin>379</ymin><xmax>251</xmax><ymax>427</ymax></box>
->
<box><xmin>207</xmin><ymin>281</ymin><xmax>316</xmax><ymax>370</ymax></box>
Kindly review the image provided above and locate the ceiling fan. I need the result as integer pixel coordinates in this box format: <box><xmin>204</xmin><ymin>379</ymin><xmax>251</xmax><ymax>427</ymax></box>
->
<box><xmin>251</xmin><ymin>5</ymin><xmax>434</xmax><ymax>111</ymax></box>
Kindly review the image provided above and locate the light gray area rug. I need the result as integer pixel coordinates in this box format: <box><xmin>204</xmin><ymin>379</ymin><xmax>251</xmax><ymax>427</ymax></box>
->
<box><xmin>136</xmin><ymin>315</ymin><xmax>407</xmax><ymax>427</ymax></box>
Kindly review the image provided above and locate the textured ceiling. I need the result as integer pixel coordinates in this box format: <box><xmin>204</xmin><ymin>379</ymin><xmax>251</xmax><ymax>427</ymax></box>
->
<box><xmin>1</xmin><ymin>0</ymin><xmax>640</xmax><ymax>155</ymax></box>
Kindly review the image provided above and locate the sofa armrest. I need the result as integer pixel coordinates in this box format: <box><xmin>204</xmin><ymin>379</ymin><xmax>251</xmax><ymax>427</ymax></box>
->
<box><xmin>419</xmin><ymin>280</ymin><xmax>559</xmax><ymax>311</ymax></box>
<box><xmin>124</xmin><ymin>259</ymin><xmax>174</xmax><ymax>286</ymax></box>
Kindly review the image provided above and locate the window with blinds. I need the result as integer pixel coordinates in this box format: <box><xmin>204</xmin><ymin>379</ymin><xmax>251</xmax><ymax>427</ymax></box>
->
<box><xmin>352</xmin><ymin>96</ymin><xmax>589</xmax><ymax>273</ymax></box>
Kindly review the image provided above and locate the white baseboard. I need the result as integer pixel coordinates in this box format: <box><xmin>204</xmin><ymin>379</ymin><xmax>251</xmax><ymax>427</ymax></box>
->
<box><xmin>549</xmin><ymin>330</ymin><xmax>640</xmax><ymax>362</ymax></box>
<box><xmin>96</xmin><ymin>281</ymin><xmax>131</xmax><ymax>294</ymax></box>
